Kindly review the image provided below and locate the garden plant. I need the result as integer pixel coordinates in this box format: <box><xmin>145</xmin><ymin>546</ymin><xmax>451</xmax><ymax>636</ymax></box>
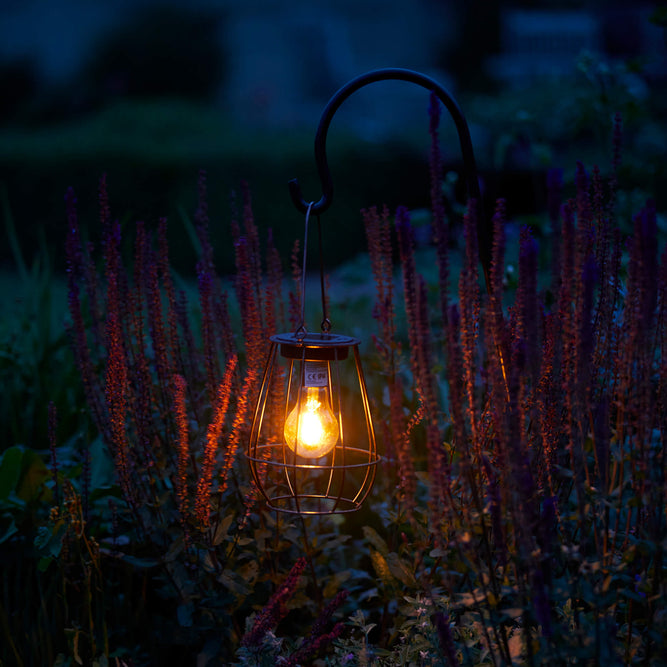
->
<box><xmin>0</xmin><ymin>87</ymin><xmax>665</xmax><ymax>666</ymax></box>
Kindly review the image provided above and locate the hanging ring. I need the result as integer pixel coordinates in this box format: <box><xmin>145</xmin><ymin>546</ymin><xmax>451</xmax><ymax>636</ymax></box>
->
<box><xmin>294</xmin><ymin>324</ymin><xmax>308</xmax><ymax>340</ymax></box>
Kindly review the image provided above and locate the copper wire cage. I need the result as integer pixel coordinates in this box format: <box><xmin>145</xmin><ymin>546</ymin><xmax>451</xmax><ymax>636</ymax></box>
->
<box><xmin>247</xmin><ymin>331</ymin><xmax>378</xmax><ymax>515</ymax></box>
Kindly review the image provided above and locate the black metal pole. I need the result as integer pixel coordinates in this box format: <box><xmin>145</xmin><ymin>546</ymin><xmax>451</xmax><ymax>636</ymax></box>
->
<box><xmin>288</xmin><ymin>67</ymin><xmax>490</xmax><ymax>289</ymax></box>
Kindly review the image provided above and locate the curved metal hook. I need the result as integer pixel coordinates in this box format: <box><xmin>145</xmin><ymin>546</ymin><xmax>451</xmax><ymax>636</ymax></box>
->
<box><xmin>288</xmin><ymin>67</ymin><xmax>490</xmax><ymax>285</ymax></box>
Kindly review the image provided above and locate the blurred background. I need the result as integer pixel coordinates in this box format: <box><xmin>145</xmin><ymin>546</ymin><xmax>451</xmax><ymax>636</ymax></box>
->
<box><xmin>0</xmin><ymin>0</ymin><xmax>665</xmax><ymax>275</ymax></box>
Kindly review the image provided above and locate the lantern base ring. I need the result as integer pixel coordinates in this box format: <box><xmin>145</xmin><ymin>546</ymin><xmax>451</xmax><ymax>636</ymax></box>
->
<box><xmin>263</xmin><ymin>494</ymin><xmax>371</xmax><ymax>515</ymax></box>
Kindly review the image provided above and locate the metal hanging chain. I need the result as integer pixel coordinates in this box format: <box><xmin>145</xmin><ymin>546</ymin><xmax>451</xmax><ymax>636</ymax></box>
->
<box><xmin>296</xmin><ymin>202</ymin><xmax>331</xmax><ymax>337</ymax></box>
<box><xmin>296</xmin><ymin>202</ymin><xmax>315</xmax><ymax>338</ymax></box>
<box><xmin>318</xmin><ymin>213</ymin><xmax>331</xmax><ymax>333</ymax></box>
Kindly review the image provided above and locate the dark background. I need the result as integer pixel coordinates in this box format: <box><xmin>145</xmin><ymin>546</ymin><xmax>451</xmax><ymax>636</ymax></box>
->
<box><xmin>0</xmin><ymin>0</ymin><xmax>665</xmax><ymax>275</ymax></box>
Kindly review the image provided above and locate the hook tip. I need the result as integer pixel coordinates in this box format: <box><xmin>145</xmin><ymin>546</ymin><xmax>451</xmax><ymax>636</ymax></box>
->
<box><xmin>289</xmin><ymin>178</ymin><xmax>308</xmax><ymax>214</ymax></box>
<box><xmin>289</xmin><ymin>179</ymin><xmax>329</xmax><ymax>216</ymax></box>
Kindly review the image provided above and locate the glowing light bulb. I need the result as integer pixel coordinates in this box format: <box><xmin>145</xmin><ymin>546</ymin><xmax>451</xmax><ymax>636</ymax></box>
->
<box><xmin>284</xmin><ymin>363</ymin><xmax>339</xmax><ymax>458</ymax></box>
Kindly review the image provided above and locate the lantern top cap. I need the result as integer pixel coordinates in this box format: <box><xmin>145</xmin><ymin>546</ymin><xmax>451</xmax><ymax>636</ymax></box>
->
<box><xmin>271</xmin><ymin>331</ymin><xmax>360</xmax><ymax>360</ymax></box>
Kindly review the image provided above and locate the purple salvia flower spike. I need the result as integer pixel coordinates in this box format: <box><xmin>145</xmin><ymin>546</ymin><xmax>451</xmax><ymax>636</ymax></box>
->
<box><xmin>194</xmin><ymin>169</ymin><xmax>215</xmax><ymax>274</ymax></box>
<box><xmin>396</xmin><ymin>207</ymin><xmax>421</xmax><ymax>393</ymax></box>
<box><xmin>575</xmin><ymin>161</ymin><xmax>592</xmax><ymax>233</ymax></box>
<box><xmin>546</xmin><ymin>168</ymin><xmax>563</xmax><ymax>226</ymax></box>
<box><xmin>234</xmin><ymin>235</ymin><xmax>264</xmax><ymax>373</ymax></box>
<box><xmin>241</xmin><ymin>181</ymin><xmax>263</xmax><ymax>313</ymax></box>
<box><xmin>488</xmin><ymin>199</ymin><xmax>511</xmax><ymax>400</ymax></box>
<box><xmin>446</xmin><ymin>303</ymin><xmax>466</xmax><ymax>455</ymax></box>
<box><xmin>157</xmin><ymin>217</ymin><xmax>184</xmax><ymax>379</ymax></box>
<box><xmin>459</xmin><ymin>202</ymin><xmax>481</xmax><ymax>454</ymax></box>
<box><xmin>65</xmin><ymin>188</ymin><xmax>109</xmax><ymax>443</ymax></box>
<box><xmin>98</xmin><ymin>172</ymin><xmax>111</xmax><ymax>232</ymax></box>
<box><xmin>578</xmin><ymin>251</ymin><xmax>598</xmax><ymax>380</ymax></box>
<box><xmin>127</xmin><ymin>222</ymin><xmax>156</xmax><ymax>477</ymax></box>
<box><xmin>433</xmin><ymin>611</ymin><xmax>458</xmax><ymax>667</ymax></box>
<box><xmin>105</xmin><ymin>304</ymin><xmax>134</xmax><ymax>510</ymax></box>
<box><xmin>241</xmin><ymin>557</ymin><xmax>307</xmax><ymax>648</ymax></box>
<box><xmin>194</xmin><ymin>355</ymin><xmax>237</xmax><ymax>531</ymax></box>
<box><xmin>219</xmin><ymin>366</ymin><xmax>258</xmax><ymax>497</ymax></box>
<box><xmin>429</xmin><ymin>91</ymin><xmax>450</xmax><ymax>326</ymax></box>
<box><xmin>363</xmin><ymin>204</ymin><xmax>414</xmax><ymax>509</ymax></box>
<box><xmin>198</xmin><ymin>266</ymin><xmax>220</xmax><ymax>404</ymax></box>
<box><xmin>516</xmin><ymin>226</ymin><xmax>539</xmax><ymax>379</ymax></box>
<box><xmin>172</xmin><ymin>373</ymin><xmax>192</xmax><ymax>545</ymax></box>
<box><xmin>145</xmin><ymin>242</ymin><xmax>172</xmax><ymax>410</ymax></box>
<box><xmin>490</xmin><ymin>199</ymin><xmax>506</xmax><ymax>305</ymax></box>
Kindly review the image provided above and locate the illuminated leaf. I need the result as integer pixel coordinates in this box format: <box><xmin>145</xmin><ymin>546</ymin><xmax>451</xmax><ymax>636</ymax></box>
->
<box><xmin>386</xmin><ymin>552</ymin><xmax>417</xmax><ymax>588</ymax></box>
<box><xmin>16</xmin><ymin>448</ymin><xmax>50</xmax><ymax>503</ymax></box>
<box><xmin>212</xmin><ymin>513</ymin><xmax>234</xmax><ymax>546</ymax></box>
<box><xmin>219</xmin><ymin>568</ymin><xmax>250</xmax><ymax>596</ymax></box>
<box><xmin>370</xmin><ymin>549</ymin><xmax>394</xmax><ymax>588</ymax></box>
<box><xmin>323</xmin><ymin>569</ymin><xmax>352</xmax><ymax>599</ymax></box>
<box><xmin>363</xmin><ymin>525</ymin><xmax>389</xmax><ymax>556</ymax></box>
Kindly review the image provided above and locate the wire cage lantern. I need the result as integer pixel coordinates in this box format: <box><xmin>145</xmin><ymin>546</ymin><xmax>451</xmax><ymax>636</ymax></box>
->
<box><xmin>247</xmin><ymin>330</ymin><xmax>378</xmax><ymax>515</ymax></box>
<box><xmin>247</xmin><ymin>67</ymin><xmax>487</xmax><ymax>516</ymax></box>
<box><xmin>247</xmin><ymin>194</ymin><xmax>378</xmax><ymax>515</ymax></box>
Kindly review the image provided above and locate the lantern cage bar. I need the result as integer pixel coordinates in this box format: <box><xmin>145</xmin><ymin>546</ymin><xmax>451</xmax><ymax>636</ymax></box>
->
<box><xmin>247</xmin><ymin>332</ymin><xmax>378</xmax><ymax>515</ymax></box>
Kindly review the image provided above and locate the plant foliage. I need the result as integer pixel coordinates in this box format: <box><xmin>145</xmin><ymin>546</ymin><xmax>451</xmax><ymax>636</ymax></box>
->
<box><xmin>1</xmin><ymin>98</ymin><xmax>666</xmax><ymax>666</ymax></box>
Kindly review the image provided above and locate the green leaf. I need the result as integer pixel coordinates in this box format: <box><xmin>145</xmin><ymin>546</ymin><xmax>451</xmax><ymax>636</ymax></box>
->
<box><xmin>34</xmin><ymin>521</ymin><xmax>67</xmax><ymax>559</ymax></box>
<box><xmin>370</xmin><ymin>550</ymin><xmax>394</xmax><ymax>588</ymax></box>
<box><xmin>16</xmin><ymin>447</ymin><xmax>50</xmax><ymax>503</ymax></box>
<box><xmin>163</xmin><ymin>535</ymin><xmax>185</xmax><ymax>563</ymax></box>
<box><xmin>238</xmin><ymin>559</ymin><xmax>259</xmax><ymax>587</ymax></box>
<box><xmin>0</xmin><ymin>515</ymin><xmax>18</xmax><ymax>544</ymax></box>
<box><xmin>316</xmin><ymin>533</ymin><xmax>351</xmax><ymax>552</ymax></box>
<box><xmin>323</xmin><ymin>568</ymin><xmax>352</xmax><ymax>599</ymax></box>
<box><xmin>219</xmin><ymin>568</ymin><xmax>251</xmax><ymax>596</ymax></box>
<box><xmin>362</xmin><ymin>525</ymin><xmax>389</xmax><ymax>556</ymax></box>
<box><xmin>621</xmin><ymin>589</ymin><xmax>647</xmax><ymax>603</ymax></box>
<box><xmin>386</xmin><ymin>552</ymin><xmax>417</xmax><ymax>588</ymax></box>
<box><xmin>212</xmin><ymin>513</ymin><xmax>234</xmax><ymax>546</ymax></box>
<box><xmin>37</xmin><ymin>556</ymin><xmax>53</xmax><ymax>572</ymax></box>
<box><xmin>89</xmin><ymin>436</ymin><xmax>115</xmax><ymax>490</ymax></box>
<box><xmin>0</xmin><ymin>446</ymin><xmax>23</xmax><ymax>500</ymax></box>
<box><xmin>103</xmin><ymin>552</ymin><xmax>160</xmax><ymax>569</ymax></box>
<box><xmin>177</xmin><ymin>601</ymin><xmax>194</xmax><ymax>628</ymax></box>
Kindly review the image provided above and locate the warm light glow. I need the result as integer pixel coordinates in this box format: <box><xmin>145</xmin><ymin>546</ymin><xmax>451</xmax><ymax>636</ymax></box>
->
<box><xmin>284</xmin><ymin>386</ymin><xmax>339</xmax><ymax>458</ymax></box>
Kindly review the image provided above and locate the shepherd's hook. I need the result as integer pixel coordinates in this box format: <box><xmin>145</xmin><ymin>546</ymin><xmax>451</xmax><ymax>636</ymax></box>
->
<box><xmin>288</xmin><ymin>67</ymin><xmax>490</xmax><ymax>288</ymax></box>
